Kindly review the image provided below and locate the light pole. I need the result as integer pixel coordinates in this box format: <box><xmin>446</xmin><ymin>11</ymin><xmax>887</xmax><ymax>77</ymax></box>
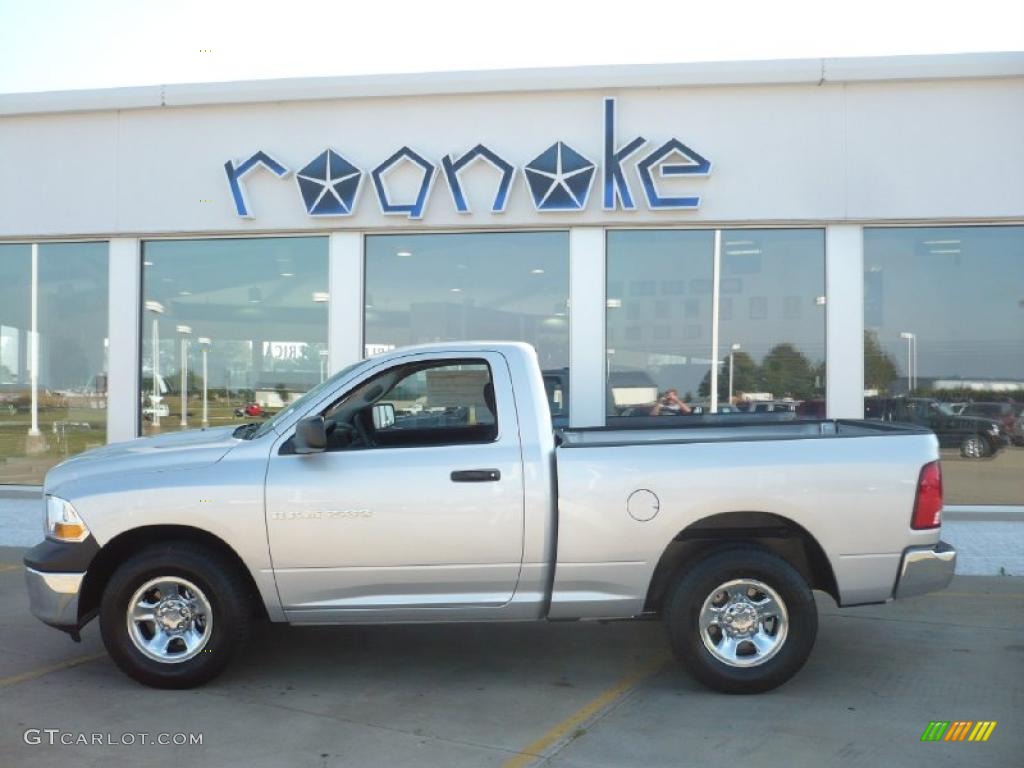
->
<box><xmin>709</xmin><ymin>230</ymin><xmax>722</xmax><ymax>414</ymax></box>
<box><xmin>145</xmin><ymin>300</ymin><xmax>165</xmax><ymax>427</ymax></box>
<box><xmin>319</xmin><ymin>349</ymin><xmax>329</xmax><ymax>383</ymax></box>
<box><xmin>198</xmin><ymin>337</ymin><xmax>211</xmax><ymax>427</ymax></box>
<box><xmin>899</xmin><ymin>332</ymin><xmax>917</xmax><ymax>393</ymax></box>
<box><xmin>25</xmin><ymin>243</ymin><xmax>46</xmax><ymax>453</ymax></box>
<box><xmin>28</xmin><ymin>244</ymin><xmax>40</xmax><ymax>438</ymax></box>
<box><xmin>728</xmin><ymin>343</ymin><xmax>741</xmax><ymax>405</ymax></box>
<box><xmin>177</xmin><ymin>324</ymin><xmax>192</xmax><ymax>427</ymax></box>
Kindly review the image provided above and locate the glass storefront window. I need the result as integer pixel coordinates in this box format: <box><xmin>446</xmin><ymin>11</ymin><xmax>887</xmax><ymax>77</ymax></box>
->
<box><xmin>606</xmin><ymin>230</ymin><xmax>715</xmax><ymax>415</ymax></box>
<box><xmin>141</xmin><ymin>237</ymin><xmax>328</xmax><ymax>436</ymax></box>
<box><xmin>0</xmin><ymin>242</ymin><xmax>109</xmax><ymax>484</ymax></box>
<box><xmin>364</xmin><ymin>232</ymin><xmax>570</xmax><ymax>369</ymax></box>
<box><xmin>607</xmin><ymin>229</ymin><xmax>825</xmax><ymax>419</ymax></box>
<box><xmin>864</xmin><ymin>226</ymin><xmax>1024</xmax><ymax>505</ymax></box>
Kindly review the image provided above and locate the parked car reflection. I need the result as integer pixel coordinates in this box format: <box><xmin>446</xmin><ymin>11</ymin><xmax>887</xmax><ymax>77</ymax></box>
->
<box><xmin>960</xmin><ymin>401</ymin><xmax>1023</xmax><ymax>446</ymax></box>
<box><xmin>866</xmin><ymin>396</ymin><xmax>1006</xmax><ymax>458</ymax></box>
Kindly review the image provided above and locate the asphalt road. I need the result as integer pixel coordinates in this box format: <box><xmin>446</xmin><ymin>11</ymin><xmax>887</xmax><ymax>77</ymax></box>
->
<box><xmin>0</xmin><ymin>546</ymin><xmax>1021</xmax><ymax>768</ymax></box>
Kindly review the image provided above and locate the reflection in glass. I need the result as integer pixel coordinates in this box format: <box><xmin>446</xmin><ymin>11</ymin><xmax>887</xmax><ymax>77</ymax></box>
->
<box><xmin>141</xmin><ymin>237</ymin><xmax>328</xmax><ymax>436</ymax></box>
<box><xmin>607</xmin><ymin>230</ymin><xmax>714</xmax><ymax>415</ymax></box>
<box><xmin>718</xmin><ymin>229</ymin><xmax>826</xmax><ymax>416</ymax></box>
<box><xmin>364</xmin><ymin>232</ymin><xmax>570</xmax><ymax>369</ymax></box>
<box><xmin>0</xmin><ymin>242</ymin><xmax>109</xmax><ymax>484</ymax></box>
<box><xmin>606</xmin><ymin>229</ymin><xmax>825</xmax><ymax>419</ymax></box>
<box><xmin>864</xmin><ymin>226</ymin><xmax>1024</xmax><ymax>505</ymax></box>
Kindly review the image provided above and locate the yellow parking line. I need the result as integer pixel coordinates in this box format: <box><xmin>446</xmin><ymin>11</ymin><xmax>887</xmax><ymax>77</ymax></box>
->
<box><xmin>0</xmin><ymin>564</ymin><xmax>22</xmax><ymax>573</ymax></box>
<box><xmin>0</xmin><ymin>653</ymin><xmax>107</xmax><ymax>689</ymax></box>
<box><xmin>502</xmin><ymin>653</ymin><xmax>669</xmax><ymax>768</ymax></box>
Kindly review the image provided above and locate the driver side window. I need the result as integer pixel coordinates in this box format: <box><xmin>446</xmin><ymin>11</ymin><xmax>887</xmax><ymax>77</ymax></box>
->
<box><xmin>321</xmin><ymin>359</ymin><xmax>498</xmax><ymax>451</ymax></box>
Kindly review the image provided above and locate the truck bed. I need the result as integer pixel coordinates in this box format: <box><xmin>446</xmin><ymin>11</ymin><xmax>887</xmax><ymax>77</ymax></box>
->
<box><xmin>549</xmin><ymin>416</ymin><xmax>940</xmax><ymax>619</ymax></box>
<box><xmin>557</xmin><ymin>418</ymin><xmax>930</xmax><ymax>448</ymax></box>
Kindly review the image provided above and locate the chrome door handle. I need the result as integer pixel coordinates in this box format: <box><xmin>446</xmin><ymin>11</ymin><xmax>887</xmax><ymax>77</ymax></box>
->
<box><xmin>450</xmin><ymin>469</ymin><xmax>501</xmax><ymax>482</ymax></box>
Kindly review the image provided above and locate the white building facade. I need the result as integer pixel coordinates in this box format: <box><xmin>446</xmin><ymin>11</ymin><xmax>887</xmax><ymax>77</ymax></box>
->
<box><xmin>0</xmin><ymin>52</ymin><xmax>1022</xmax><ymax>509</ymax></box>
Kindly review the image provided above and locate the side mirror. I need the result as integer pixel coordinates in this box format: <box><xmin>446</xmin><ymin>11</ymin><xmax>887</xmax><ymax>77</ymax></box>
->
<box><xmin>371</xmin><ymin>402</ymin><xmax>396</xmax><ymax>429</ymax></box>
<box><xmin>294</xmin><ymin>416</ymin><xmax>327</xmax><ymax>454</ymax></box>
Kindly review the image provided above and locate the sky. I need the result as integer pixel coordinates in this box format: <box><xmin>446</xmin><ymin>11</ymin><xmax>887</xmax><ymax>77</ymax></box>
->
<box><xmin>0</xmin><ymin>0</ymin><xmax>1022</xmax><ymax>95</ymax></box>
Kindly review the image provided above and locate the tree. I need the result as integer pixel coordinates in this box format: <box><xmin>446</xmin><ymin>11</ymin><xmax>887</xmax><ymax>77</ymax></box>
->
<box><xmin>698</xmin><ymin>350</ymin><xmax>760</xmax><ymax>399</ymax></box>
<box><xmin>864</xmin><ymin>330</ymin><xmax>899</xmax><ymax>394</ymax></box>
<box><xmin>760</xmin><ymin>343</ymin><xmax>817</xmax><ymax>399</ymax></box>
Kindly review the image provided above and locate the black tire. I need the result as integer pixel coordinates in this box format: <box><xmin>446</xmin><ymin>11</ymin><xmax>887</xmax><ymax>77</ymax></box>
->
<box><xmin>99</xmin><ymin>542</ymin><xmax>252</xmax><ymax>689</ymax></box>
<box><xmin>959</xmin><ymin>434</ymin><xmax>991</xmax><ymax>459</ymax></box>
<box><xmin>665</xmin><ymin>546</ymin><xmax>817</xmax><ymax>694</ymax></box>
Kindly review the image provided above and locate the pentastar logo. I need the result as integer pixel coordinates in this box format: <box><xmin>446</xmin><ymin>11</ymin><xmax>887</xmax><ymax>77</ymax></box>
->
<box><xmin>223</xmin><ymin>98</ymin><xmax>711</xmax><ymax>219</ymax></box>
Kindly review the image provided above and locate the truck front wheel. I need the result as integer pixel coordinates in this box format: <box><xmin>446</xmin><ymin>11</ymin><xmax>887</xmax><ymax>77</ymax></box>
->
<box><xmin>665</xmin><ymin>547</ymin><xmax>817</xmax><ymax>693</ymax></box>
<box><xmin>99</xmin><ymin>543</ymin><xmax>252</xmax><ymax>688</ymax></box>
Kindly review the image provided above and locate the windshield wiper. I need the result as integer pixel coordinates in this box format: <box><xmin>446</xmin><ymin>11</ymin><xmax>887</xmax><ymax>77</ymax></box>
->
<box><xmin>232</xmin><ymin>422</ymin><xmax>262</xmax><ymax>439</ymax></box>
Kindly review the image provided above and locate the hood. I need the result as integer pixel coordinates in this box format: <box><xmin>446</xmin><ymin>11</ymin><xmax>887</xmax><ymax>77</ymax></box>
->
<box><xmin>44</xmin><ymin>426</ymin><xmax>241</xmax><ymax>495</ymax></box>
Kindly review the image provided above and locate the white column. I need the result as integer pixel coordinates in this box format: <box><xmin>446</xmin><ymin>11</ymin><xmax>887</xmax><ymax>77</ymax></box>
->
<box><xmin>328</xmin><ymin>232</ymin><xmax>364</xmax><ymax>374</ymax></box>
<box><xmin>825</xmin><ymin>225</ymin><xmax>865</xmax><ymax>419</ymax></box>
<box><xmin>568</xmin><ymin>227</ymin><xmax>606</xmax><ymax>428</ymax></box>
<box><xmin>107</xmin><ymin>238</ymin><xmax>142</xmax><ymax>443</ymax></box>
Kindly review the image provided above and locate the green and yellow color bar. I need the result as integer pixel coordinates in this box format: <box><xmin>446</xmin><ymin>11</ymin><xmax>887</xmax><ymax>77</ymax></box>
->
<box><xmin>920</xmin><ymin>721</ymin><xmax>997</xmax><ymax>742</ymax></box>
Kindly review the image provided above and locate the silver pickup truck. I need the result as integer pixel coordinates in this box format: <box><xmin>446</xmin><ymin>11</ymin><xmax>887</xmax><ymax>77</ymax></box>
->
<box><xmin>24</xmin><ymin>342</ymin><xmax>955</xmax><ymax>692</ymax></box>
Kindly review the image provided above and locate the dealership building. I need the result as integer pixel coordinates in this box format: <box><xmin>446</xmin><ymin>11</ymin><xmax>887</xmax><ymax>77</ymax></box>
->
<box><xmin>0</xmin><ymin>52</ymin><xmax>1021</xmax><ymax>511</ymax></box>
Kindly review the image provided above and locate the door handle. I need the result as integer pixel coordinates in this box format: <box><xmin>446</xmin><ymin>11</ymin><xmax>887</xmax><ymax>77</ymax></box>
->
<box><xmin>451</xmin><ymin>469</ymin><xmax>501</xmax><ymax>482</ymax></box>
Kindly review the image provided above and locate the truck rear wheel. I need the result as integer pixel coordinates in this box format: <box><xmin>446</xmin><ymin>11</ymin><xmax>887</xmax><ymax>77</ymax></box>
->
<box><xmin>665</xmin><ymin>547</ymin><xmax>817</xmax><ymax>693</ymax></box>
<box><xmin>99</xmin><ymin>543</ymin><xmax>251</xmax><ymax>688</ymax></box>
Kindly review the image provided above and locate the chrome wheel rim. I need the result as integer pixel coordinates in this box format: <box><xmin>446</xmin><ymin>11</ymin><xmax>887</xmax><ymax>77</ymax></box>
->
<box><xmin>698</xmin><ymin>578</ymin><xmax>788</xmax><ymax>668</ymax></box>
<box><xmin>963</xmin><ymin>437</ymin><xmax>982</xmax><ymax>458</ymax></box>
<box><xmin>126</xmin><ymin>576</ymin><xmax>213</xmax><ymax>663</ymax></box>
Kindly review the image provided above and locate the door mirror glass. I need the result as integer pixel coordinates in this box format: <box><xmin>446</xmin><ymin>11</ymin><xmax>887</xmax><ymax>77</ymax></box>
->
<box><xmin>372</xmin><ymin>403</ymin><xmax>396</xmax><ymax>430</ymax></box>
<box><xmin>294</xmin><ymin>416</ymin><xmax>327</xmax><ymax>454</ymax></box>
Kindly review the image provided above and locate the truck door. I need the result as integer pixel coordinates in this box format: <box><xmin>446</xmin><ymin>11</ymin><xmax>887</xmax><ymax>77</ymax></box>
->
<box><xmin>264</xmin><ymin>352</ymin><xmax>525</xmax><ymax>622</ymax></box>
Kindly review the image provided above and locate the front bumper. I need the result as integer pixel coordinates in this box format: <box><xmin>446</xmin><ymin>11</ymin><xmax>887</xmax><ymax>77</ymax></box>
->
<box><xmin>894</xmin><ymin>540</ymin><xmax>957</xmax><ymax>599</ymax></box>
<box><xmin>24</xmin><ymin>567</ymin><xmax>85</xmax><ymax>630</ymax></box>
<box><xmin>23</xmin><ymin>536</ymin><xmax>99</xmax><ymax>637</ymax></box>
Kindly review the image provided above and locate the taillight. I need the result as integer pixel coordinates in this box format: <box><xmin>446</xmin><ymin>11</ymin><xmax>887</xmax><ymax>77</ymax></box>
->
<box><xmin>912</xmin><ymin>461</ymin><xmax>943</xmax><ymax>530</ymax></box>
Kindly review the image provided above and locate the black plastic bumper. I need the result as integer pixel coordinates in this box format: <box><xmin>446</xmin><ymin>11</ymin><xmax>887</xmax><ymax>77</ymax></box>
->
<box><xmin>24</xmin><ymin>536</ymin><xmax>100</xmax><ymax>574</ymax></box>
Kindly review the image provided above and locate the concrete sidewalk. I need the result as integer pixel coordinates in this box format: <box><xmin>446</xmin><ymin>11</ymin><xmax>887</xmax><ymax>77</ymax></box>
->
<box><xmin>0</xmin><ymin>497</ymin><xmax>40</xmax><ymax>547</ymax></box>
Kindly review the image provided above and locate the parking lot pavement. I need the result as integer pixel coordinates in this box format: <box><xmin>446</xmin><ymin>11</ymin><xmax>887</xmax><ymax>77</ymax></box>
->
<box><xmin>0</xmin><ymin>546</ymin><xmax>1020</xmax><ymax>768</ymax></box>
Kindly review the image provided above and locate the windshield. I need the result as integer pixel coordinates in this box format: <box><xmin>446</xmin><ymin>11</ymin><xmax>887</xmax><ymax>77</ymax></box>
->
<box><xmin>935</xmin><ymin>403</ymin><xmax>958</xmax><ymax>416</ymax></box>
<box><xmin>247</xmin><ymin>360</ymin><xmax>365</xmax><ymax>439</ymax></box>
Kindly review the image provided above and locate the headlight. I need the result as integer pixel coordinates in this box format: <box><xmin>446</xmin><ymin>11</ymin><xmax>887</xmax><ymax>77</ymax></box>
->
<box><xmin>44</xmin><ymin>495</ymin><xmax>90</xmax><ymax>542</ymax></box>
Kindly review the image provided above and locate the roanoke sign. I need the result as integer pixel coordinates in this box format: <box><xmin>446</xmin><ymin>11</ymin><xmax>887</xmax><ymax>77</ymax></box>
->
<box><xmin>224</xmin><ymin>98</ymin><xmax>712</xmax><ymax>220</ymax></box>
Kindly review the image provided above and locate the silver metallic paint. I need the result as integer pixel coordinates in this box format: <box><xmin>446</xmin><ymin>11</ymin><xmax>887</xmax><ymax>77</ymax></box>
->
<box><xmin>30</xmin><ymin>342</ymin><xmax>947</xmax><ymax>633</ymax></box>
